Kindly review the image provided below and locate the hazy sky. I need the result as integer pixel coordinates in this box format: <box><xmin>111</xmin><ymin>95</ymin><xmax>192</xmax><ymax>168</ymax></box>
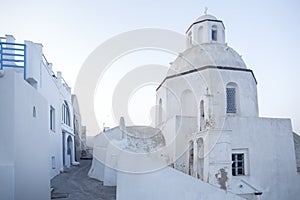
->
<box><xmin>1</xmin><ymin>0</ymin><xmax>300</xmax><ymax>135</ymax></box>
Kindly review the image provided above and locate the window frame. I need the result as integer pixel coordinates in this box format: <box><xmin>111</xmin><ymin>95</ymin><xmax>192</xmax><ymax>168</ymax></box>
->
<box><xmin>211</xmin><ymin>25</ymin><xmax>218</xmax><ymax>41</ymax></box>
<box><xmin>51</xmin><ymin>156</ymin><xmax>56</xmax><ymax>169</ymax></box>
<box><xmin>62</xmin><ymin>101</ymin><xmax>71</xmax><ymax>126</ymax></box>
<box><xmin>50</xmin><ymin>106</ymin><xmax>55</xmax><ymax>132</ymax></box>
<box><xmin>232</xmin><ymin>153</ymin><xmax>245</xmax><ymax>176</ymax></box>
<box><xmin>232</xmin><ymin>149</ymin><xmax>249</xmax><ymax>176</ymax></box>
<box><xmin>226</xmin><ymin>87</ymin><xmax>237</xmax><ymax>113</ymax></box>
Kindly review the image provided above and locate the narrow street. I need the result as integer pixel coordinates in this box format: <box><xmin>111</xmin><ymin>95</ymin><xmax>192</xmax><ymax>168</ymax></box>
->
<box><xmin>51</xmin><ymin>159</ymin><xmax>116</xmax><ymax>200</ymax></box>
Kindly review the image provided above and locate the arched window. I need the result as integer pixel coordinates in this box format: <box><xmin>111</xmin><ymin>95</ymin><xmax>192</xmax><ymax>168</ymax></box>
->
<box><xmin>198</xmin><ymin>26</ymin><xmax>203</xmax><ymax>43</ymax></box>
<box><xmin>212</xmin><ymin>25</ymin><xmax>218</xmax><ymax>41</ymax></box>
<box><xmin>226</xmin><ymin>83</ymin><xmax>238</xmax><ymax>113</ymax></box>
<box><xmin>62</xmin><ymin>101</ymin><xmax>71</xmax><ymax>126</ymax></box>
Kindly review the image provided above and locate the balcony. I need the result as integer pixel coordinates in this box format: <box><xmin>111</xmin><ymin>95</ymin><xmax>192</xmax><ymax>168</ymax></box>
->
<box><xmin>0</xmin><ymin>42</ymin><xmax>26</xmax><ymax>80</ymax></box>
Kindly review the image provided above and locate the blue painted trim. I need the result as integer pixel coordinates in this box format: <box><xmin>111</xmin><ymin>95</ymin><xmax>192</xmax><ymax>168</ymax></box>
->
<box><xmin>0</xmin><ymin>44</ymin><xmax>2</xmax><ymax>70</ymax></box>
<box><xmin>2</xmin><ymin>58</ymin><xmax>24</xmax><ymax>62</ymax></box>
<box><xmin>0</xmin><ymin>42</ymin><xmax>26</xmax><ymax>80</ymax></box>
<box><xmin>2</xmin><ymin>47</ymin><xmax>25</xmax><ymax>51</ymax></box>
<box><xmin>1</xmin><ymin>42</ymin><xmax>25</xmax><ymax>46</ymax></box>
<box><xmin>1</xmin><ymin>53</ymin><xmax>24</xmax><ymax>57</ymax></box>
<box><xmin>1</xmin><ymin>64</ymin><xmax>25</xmax><ymax>68</ymax></box>
<box><xmin>24</xmin><ymin>45</ymin><xmax>26</xmax><ymax>80</ymax></box>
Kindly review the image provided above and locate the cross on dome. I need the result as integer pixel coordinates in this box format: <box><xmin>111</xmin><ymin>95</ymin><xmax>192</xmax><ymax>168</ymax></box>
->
<box><xmin>204</xmin><ymin>7</ymin><xmax>208</xmax><ymax>15</ymax></box>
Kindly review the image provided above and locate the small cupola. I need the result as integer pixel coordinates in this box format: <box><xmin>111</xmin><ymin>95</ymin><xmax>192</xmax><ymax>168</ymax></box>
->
<box><xmin>186</xmin><ymin>10</ymin><xmax>225</xmax><ymax>48</ymax></box>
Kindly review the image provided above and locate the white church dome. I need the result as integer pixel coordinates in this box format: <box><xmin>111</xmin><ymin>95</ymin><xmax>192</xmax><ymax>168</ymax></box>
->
<box><xmin>195</xmin><ymin>14</ymin><xmax>217</xmax><ymax>22</ymax></box>
<box><xmin>167</xmin><ymin>43</ymin><xmax>246</xmax><ymax>76</ymax></box>
<box><xmin>168</xmin><ymin>13</ymin><xmax>246</xmax><ymax>76</ymax></box>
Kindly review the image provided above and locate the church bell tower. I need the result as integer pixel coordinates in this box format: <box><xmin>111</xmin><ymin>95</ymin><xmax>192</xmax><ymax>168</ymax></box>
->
<box><xmin>186</xmin><ymin>12</ymin><xmax>226</xmax><ymax>48</ymax></box>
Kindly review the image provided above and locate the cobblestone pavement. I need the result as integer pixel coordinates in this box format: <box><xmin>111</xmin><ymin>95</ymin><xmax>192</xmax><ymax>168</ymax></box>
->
<box><xmin>51</xmin><ymin>159</ymin><xmax>116</xmax><ymax>200</ymax></box>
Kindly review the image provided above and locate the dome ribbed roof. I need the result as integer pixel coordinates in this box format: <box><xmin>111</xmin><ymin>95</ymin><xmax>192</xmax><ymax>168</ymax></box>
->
<box><xmin>167</xmin><ymin>43</ymin><xmax>246</xmax><ymax>76</ymax></box>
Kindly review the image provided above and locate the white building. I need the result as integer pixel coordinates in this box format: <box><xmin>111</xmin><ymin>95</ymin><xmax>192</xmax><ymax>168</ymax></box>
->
<box><xmin>0</xmin><ymin>35</ymin><xmax>77</xmax><ymax>200</ymax></box>
<box><xmin>91</xmin><ymin>13</ymin><xmax>300</xmax><ymax>200</ymax></box>
<box><xmin>72</xmin><ymin>94</ymin><xmax>87</xmax><ymax>161</ymax></box>
<box><xmin>154</xmin><ymin>13</ymin><xmax>300</xmax><ymax>199</ymax></box>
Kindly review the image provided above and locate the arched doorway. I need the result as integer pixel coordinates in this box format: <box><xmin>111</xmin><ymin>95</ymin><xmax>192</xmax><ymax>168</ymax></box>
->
<box><xmin>63</xmin><ymin>133</ymin><xmax>74</xmax><ymax>168</ymax></box>
<box><xmin>67</xmin><ymin>136</ymin><xmax>73</xmax><ymax>167</ymax></box>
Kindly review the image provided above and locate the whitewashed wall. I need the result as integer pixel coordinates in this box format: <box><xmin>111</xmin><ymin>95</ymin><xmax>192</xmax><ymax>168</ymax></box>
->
<box><xmin>117</xmin><ymin>167</ymin><xmax>243</xmax><ymax>200</ymax></box>
<box><xmin>0</xmin><ymin>70</ymin><xmax>50</xmax><ymax>200</ymax></box>
<box><xmin>226</xmin><ymin>117</ymin><xmax>300</xmax><ymax>200</ymax></box>
<box><xmin>25</xmin><ymin>41</ymin><xmax>74</xmax><ymax>178</ymax></box>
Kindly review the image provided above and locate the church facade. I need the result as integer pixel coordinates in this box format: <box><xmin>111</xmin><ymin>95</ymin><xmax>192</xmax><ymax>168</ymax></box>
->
<box><xmin>155</xmin><ymin>13</ymin><xmax>300</xmax><ymax>199</ymax></box>
<box><xmin>90</xmin><ymin>13</ymin><xmax>300</xmax><ymax>200</ymax></box>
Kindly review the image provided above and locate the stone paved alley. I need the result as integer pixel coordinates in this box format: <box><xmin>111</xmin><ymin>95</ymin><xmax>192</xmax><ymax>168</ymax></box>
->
<box><xmin>51</xmin><ymin>159</ymin><xmax>116</xmax><ymax>200</ymax></box>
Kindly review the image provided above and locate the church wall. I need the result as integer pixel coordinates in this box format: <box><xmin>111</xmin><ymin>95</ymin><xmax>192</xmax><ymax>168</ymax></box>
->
<box><xmin>117</xmin><ymin>166</ymin><xmax>244</xmax><ymax>200</ymax></box>
<box><xmin>226</xmin><ymin>116</ymin><xmax>300</xmax><ymax>199</ymax></box>
<box><xmin>160</xmin><ymin>67</ymin><xmax>258</xmax><ymax>131</ymax></box>
<box><xmin>218</xmin><ymin>69</ymin><xmax>258</xmax><ymax>117</ymax></box>
<box><xmin>157</xmin><ymin>65</ymin><xmax>299</xmax><ymax>199</ymax></box>
<box><xmin>159</xmin><ymin>115</ymin><xmax>176</xmax><ymax>146</ymax></box>
<box><xmin>173</xmin><ymin>116</ymin><xmax>197</xmax><ymax>173</ymax></box>
<box><xmin>156</xmin><ymin>85</ymin><xmax>167</xmax><ymax>127</ymax></box>
<box><xmin>167</xmin><ymin>115</ymin><xmax>300</xmax><ymax>199</ymax></box>
<box><xmin>155</xmin><ymin>12</ymin><xmax>300</xmax><ymax>199</ymax></box>
<box><xmin>162</xmin><ymin>72</ymin><xmax>207</xmax><ymax>123</ymax></box>
<box><xmin>206</xmin><ymin>130</ymin><xmax>232</xmax><ymax>188</ymax></box>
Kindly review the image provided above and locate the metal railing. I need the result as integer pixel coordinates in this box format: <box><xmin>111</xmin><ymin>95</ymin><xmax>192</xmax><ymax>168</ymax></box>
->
<box><xmin>0</xmin><ymin>42</ymin><xmax>26</xmax><ymax>79</ymax></box>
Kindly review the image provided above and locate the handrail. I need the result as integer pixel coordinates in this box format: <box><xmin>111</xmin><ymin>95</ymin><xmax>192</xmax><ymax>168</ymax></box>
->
<box><xmin>0</xmin><ymin>42</ymin><xmax>26</xmax><ymax>80</ymax></box>
<box><xmin>42</xmin><ymin>54</ymin><xmax>56</xmax><ymax>77</ymax></box>
<box><xmin>42</xmin><ymin>53</ymin><xmax>70</xmax><ymax>92</ymax></box>
<box><xmin>42</xmin><ymin>54</ymin><xmax>49</xmax><ymax>65</ymax></box>
<box><xmin>61</xmin><ymin>76</ymin><xmax>70</xmax><ymax>89</ymax></box>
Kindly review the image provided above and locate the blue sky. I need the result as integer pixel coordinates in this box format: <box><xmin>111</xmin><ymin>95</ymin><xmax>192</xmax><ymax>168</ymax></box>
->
<box><xmin>1</xmin><ymin>0</ymin><xmax>300</xmax><ymax>134</ymax></box>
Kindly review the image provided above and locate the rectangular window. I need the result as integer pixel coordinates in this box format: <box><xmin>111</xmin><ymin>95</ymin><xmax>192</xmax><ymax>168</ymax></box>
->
<box><xmin>50</xmin><ymin>106</ymin><xmax>55</xmax><ymax>131</ymax></box>
<box><xmin>62</xmin><ymin>103</ymin><xmax>70</xmax><ymax>126</ymax></box>
<box><xmin>226</xmin><ymin>88</ymin><xmax>236</xmax><ymax>113</ymax></box>
<box><xmin>212</xmin><ymin>29</ymin><xmax>217</xmax><ymax>41</ymax></box>
<box><xmin>232</xmin><ymin>153</ymin><xmax>245</xmax><ymax>176</ymax></box>
<box><xmin>51</xmin><ymin>156</ymin><xmax>56</xmax><ymax>169</ymax></box>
